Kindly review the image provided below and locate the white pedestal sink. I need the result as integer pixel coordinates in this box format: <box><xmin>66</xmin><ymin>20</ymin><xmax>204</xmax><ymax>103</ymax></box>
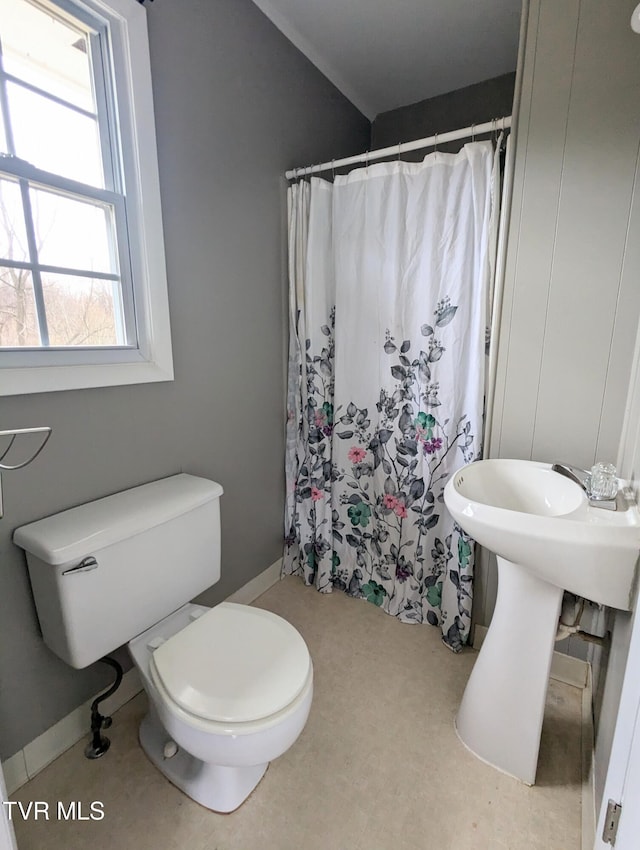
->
<box><xmin>444</xmin><ymin>459</ymin><xmax>640</xmax><ymax>785</ymax></box>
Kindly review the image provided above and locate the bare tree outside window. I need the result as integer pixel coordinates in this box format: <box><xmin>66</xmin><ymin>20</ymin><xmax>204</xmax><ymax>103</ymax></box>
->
<box><xmin>0</xmin><ymin>185</ymin><xmax>119</xmax><ymax>348</ymax></box>
<box><xmin>0</xmin><ymin>0</ymin><xmax>128</xmax><ymax>351</ymax></box>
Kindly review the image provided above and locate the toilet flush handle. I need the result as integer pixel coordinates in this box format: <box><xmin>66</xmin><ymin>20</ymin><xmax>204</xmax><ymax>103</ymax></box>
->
<box><xmin>62</xmin><ymin>556</ymin><xmax>99</xmax><ymax>575</ymax></box>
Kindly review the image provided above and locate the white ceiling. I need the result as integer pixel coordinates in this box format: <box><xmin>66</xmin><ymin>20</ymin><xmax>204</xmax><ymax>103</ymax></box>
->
<box><xmin>251</xmin><ymin>0</ymin><xmax>522</xmax><ymax>120</ymax></box>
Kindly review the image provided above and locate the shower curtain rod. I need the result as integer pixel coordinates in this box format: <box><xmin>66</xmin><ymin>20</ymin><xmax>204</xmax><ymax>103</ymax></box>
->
<box><xmin>286</xmin><ymin>115</ymin><xmax>512</xmax><ymax>180</ymax></box>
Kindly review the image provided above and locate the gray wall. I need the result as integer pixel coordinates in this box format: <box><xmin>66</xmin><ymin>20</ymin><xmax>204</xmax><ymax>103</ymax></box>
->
<box><xmin>0</xmin><ymin>0</ymin><xmax>369</xmax><ymax>760</ymax></box>
<box><xmin>371</xmin><ymin>73</ymin><xmax>516</xmax><ymax>151</ymax></box>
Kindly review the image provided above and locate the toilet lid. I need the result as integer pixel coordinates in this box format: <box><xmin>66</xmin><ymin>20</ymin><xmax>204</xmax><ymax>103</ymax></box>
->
<box><xmin>150</xmin><ymin>602</ymin><xmax>311</xmax><ymax>723</ymax></box>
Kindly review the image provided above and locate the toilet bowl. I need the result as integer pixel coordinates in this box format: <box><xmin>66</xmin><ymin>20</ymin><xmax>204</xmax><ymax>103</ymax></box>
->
<box><xmin>13</xmin><ymin>474</ymin><xmax>313</xmax><ymax>812</ymax></box>
<box><xmin>129</xmin><ymin>602</ymin><xmax>313</xmax><ymax>812</ymax></box>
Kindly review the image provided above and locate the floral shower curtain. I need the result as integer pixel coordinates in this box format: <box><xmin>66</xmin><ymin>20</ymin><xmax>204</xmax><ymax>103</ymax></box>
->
<box><xmin>283</xmin><ymin>141</ymin><xmax>499</xmax><ymax>650</ymax></box>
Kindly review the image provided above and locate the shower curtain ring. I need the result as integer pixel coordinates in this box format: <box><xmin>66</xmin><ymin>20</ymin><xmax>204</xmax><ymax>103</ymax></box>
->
<box><xmin>434</xmin><ymin>132</ymin><xmax>438</xmax><ymax>152</ymax></box>
<box><xmin>471</xmin><ymin>123</ymin><xmax>476</xmax><ymax>141</ymax></box>
<box><xmin>332</xmin><ymin>159</ymin><xmax>335</xmax><ymax>180</ymax></box>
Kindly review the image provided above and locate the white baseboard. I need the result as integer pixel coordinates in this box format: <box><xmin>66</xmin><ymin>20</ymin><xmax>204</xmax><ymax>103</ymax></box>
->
<box><xmin>472</xmin><ymin>624</ymin><xmax>590</xmax><ymax>688</ymax></box>
<box><xmin>2</xmin><ymin>752</ymin><xmax>27</xmax><ymax>799</ymax></box>
<box><xmin>4</xmin><ymin>559</ymin><xmax>283</xmax><ymax>796</ymax></box>
<box><xmin>470</xmin><ymin>623</ymin><xmax>489</xmax><ymax>649</ymax></box>
<box><xmin>225</xmin><ymin>558</ymin><xmax>282</xmax><ymax>604</ymax></box>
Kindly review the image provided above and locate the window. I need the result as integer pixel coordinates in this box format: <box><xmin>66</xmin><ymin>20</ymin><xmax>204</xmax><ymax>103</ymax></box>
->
<box><xmin>0</xmin><ymin>0</ymin><xmax>173</xmax><ymax>395</ymax></box>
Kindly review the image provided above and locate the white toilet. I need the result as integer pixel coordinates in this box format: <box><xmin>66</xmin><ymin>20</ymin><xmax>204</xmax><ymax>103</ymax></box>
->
<box><xmin>13</xmin><ymin>474</ymin><xmax>313</xmax><ymax>813</ymax></box>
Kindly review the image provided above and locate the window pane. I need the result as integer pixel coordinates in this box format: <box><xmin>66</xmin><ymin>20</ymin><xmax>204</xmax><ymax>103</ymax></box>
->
<box><xmin>0</xmin><ymin>178</ymin><xmax>29</xmax><ymax>261</ymax></box>
<box><xmin>30</xmin><ymin>187</ymin><xmax>116</xmax><ymax>273</ymax></box>
<box><xmin>41</xmin><ymin>272</ymin><xmax>124</xmax><ymax>346</ymax></box>
<box><xmin>8</xmin><ymin>82</ymin><xmax>104</xmax><ymax>187</ymax></box>
<box><xmin>0</xmin><ymin>266</ymin><xmax>40</xmax><ymax>346</ymax></box>
<box><xmin>1</xmin><ymin>0</ymin><xmax>95</xmax><ymax>112</ymax></box>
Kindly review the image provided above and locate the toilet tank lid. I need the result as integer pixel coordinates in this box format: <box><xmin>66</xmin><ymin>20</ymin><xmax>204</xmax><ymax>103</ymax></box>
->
<box><xmin>13</xmin><ymin>474</ymin><xmax>223</xmax><ymax>565</ymax></box>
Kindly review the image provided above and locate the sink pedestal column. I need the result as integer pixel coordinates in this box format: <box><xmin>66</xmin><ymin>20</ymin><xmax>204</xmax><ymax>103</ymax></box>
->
<box><xmin>455</xmin><ymin>557</ymin><xmax>563</xmax><ymax>785</ymax></box>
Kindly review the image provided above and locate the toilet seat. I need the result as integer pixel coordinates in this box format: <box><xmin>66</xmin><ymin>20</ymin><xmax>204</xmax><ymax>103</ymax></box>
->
<box><xmin>149</xmin><ymin>602</ymin><xmax>311</xmax><ymax>724</ymax></box>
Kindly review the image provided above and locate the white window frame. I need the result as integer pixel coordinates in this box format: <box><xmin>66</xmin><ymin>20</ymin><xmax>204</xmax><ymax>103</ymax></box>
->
<box><xmin>0</xmin><ymin>0</ymin><xmax>173</xmax><ymax>396</ymax></box>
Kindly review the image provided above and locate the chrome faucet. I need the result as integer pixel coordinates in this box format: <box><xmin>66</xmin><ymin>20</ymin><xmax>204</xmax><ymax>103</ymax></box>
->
<box><xmin>551</xmin><ymin>463</ymin><xmax>592</xmax><ymax>492</ymax></box>
<box><xmin>551</xmin><ymin>462</ymin><xmax>618</xmax><ymax>510</ymax></box>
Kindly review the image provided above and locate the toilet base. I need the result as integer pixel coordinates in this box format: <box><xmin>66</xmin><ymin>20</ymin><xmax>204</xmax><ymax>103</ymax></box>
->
<box><xmin>139</xmin><ymin>707</ymin><xmax>268</xmax><ymax>812</ymax></box>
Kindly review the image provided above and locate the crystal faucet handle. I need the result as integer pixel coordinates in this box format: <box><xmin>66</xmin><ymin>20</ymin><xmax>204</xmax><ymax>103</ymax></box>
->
<box><xmin>590</xmin><ymin>462</ymin><xmax>618</xmax><ymax>500</ymax></box>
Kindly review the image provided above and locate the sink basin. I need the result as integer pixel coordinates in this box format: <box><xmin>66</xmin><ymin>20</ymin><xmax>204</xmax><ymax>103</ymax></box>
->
<box><xmin>452</xmin><ymin>459</ymin><xmax>584</xmax><ymax>515</ymax></box>
<box><xmin>445</xmin><ymin>458</ymin><xmax>640</xmax><ymax>610</ymax></box>
<box><xmin>443</xmin><ymin>458</ymin><xmax>640</xmax><ymax>785</ymax></box>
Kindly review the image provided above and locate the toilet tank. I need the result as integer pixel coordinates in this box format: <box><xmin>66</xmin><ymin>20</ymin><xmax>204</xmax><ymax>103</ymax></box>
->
<box><xmin>13</xmin><ymin>474</ymin><xmax>223</xmax><ymax>669</ymax></box>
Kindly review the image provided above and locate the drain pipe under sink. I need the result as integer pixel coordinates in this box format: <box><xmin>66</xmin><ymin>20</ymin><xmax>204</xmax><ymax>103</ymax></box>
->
<box><xmin>555</xmin><ymin>593</ymin><xmax>608</xmax><ymax>647</ymax></box>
